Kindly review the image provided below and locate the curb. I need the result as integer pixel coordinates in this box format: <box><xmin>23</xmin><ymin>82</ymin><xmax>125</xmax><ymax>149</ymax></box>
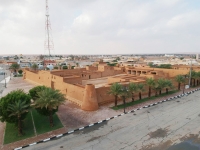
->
<box><xmin>14</xmin><ymin>88</ymin><xmax>200</xmax><ymax>150</ymax></box>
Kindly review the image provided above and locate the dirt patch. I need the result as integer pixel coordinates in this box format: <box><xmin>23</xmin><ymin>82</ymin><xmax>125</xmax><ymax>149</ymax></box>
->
<box><xmin>148</xmin><ymin>128</ymin><xmax>168</xmax><ymax>139</ymax></box>
<box><xmin>140</xmin><ymin>140</ymin><xmax>173</xmax><ymax>150</ymax></box>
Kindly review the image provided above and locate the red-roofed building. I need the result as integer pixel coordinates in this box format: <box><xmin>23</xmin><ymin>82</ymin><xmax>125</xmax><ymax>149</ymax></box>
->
<box><xmin>43</xmin><ymin>60</ymin><xmax>56</xmax><ymax>67</ymax></box>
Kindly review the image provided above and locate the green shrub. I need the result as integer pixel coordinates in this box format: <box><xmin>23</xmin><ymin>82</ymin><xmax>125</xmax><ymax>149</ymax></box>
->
<box><xmin>18</xmin><ymin>69</ymin><xmax>23</xmax><ymax>74</ymax></box>
<box><xmin>54</xmin><ymin>66</ymin><xmax>58</xmax><ymax>69</ymax></box>
<box><xmin>62</xmin><ymin>65</ymin><xmax>68</xmax><ymax>69</ymax></box>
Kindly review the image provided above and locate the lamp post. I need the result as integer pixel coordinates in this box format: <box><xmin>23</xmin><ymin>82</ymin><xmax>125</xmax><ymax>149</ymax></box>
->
<box><xmin>188</xmin><ymin>60</ymin><xmax>192</xmax><ymax>88</ymax></box>
<box><xmin>121</xmin><ymin>86</ymin><xmax>129</xmax><ymax>114</ymax></box>
<box><xmin>3</xmin><ymin>64</ymin><xmax>7</xmax><ymax>88</ymax></box>
<box><xmin>4</xmin><ymin>72</ymin><xmax>6</xmax><ymax>88</ymax></box>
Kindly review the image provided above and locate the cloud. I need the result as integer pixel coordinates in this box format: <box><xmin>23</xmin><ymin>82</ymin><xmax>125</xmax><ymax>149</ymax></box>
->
<box><xmin>0</xmin><ymin>0</ymin><xmax>200</xmax><ymax>54</ymax></box>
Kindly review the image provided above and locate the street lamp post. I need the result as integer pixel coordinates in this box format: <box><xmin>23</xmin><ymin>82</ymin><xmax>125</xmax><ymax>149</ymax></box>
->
<box><xmin>122</xmin><ymin>96</ymin><xmax>126</xmax><ymax>113</ymax></box>
<box><xmin>188</xmin><ymin>60</ymin><xmax>192</xmax><ymax>88</ymax></box>
<box><xmin>4</xmin><ymin>72</ymin><xmax>6</xmax><ymax>88</ymax></box>
<box><xmin>4</xmin><ymin>73</ymin><xmax>6</xmax><ymax>88</ymax></box>
<box><xmin>121</xmin><ymin>86</ymin><xmax>129</xmax><ymax>114</ymax></box>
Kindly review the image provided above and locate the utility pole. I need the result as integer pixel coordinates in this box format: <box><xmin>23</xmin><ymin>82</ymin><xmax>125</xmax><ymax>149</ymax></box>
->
<box><xmin>188</xmin><ymin>60</ymin><xmax>192</xmax><ymax>88</ymax></box>
<box><xmin>3</xmin><ymin>65</ymin><xmax>6</xmax><ymax>88</ymax></box>
<box><xmin>4</xmin><ymin>72</ymin><xmax>6</xmax><ymax>88</ymax></box>
<box><xmin>44</xmin><ymin>0</ymin><xmax>54</xmax><ymax>64</ymax></box>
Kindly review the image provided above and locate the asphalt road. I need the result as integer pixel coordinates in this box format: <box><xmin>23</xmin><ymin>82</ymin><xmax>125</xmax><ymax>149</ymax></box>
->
<box><xmin>24</xmin><ymin>91</ymin><xmax>200</xmax><ymax>150</ymax></box>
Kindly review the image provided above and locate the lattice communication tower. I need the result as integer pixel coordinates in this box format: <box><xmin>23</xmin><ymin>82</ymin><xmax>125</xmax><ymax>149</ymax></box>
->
<box><xmin>44</xmin><ymin>0</ymin><xmax>54</xmax><ymax>60</ymax></box>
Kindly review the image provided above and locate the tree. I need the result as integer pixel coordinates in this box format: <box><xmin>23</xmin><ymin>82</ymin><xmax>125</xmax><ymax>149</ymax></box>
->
<box><xmin>158</xmin><ymin>64</ymin><xmax>172</xmax><ymax>69</ymax></box>
<box><xmin>107</xmin><ymin>63</ymin><xmax>117</xmax><ymax>66</ymax></box>
<box><xmin>137</xmin><ymin>83</ymin><xmax>145</xmax><ymax>100</ymax></box>
<box><xmin>193</xmin><ymin>71</ymin><xmax>199</xmax><ymax>87</ymax></box>
<box><xmin>118</xmin><ymin>86</ymin><xmax>131</xmax><ymax>113</ymax></box>
<box><xmin>148</xmin><ymin>62</ymin><xmax>154</xmax><ymax>67</ymax></box>
<box><xmin>54</xmin><ymin>66</ymin><xmax>58</xmax><ymax>70</ymax></box>
<box><xmin>0</xmin><ymin>89</ymin><xmax>31</xmax><ymax>124</ymax></box>
<box><xmin>146</xmin><ymin>78</ymin><xmax>155</xmax><ymax>98</ymax></box>
<box><xmin>33</xmin><ymin>87</ymin><xmax>65</xmax><ymax>127</ymax></box>
<box><xmin>10</xmin><ymin>63</ymin><xmax>20</xmax><ymax>73</ymax></box>
<box><xmin>39</xmin><ymin>55</ymin><xmax>44</xmax><ymax>60</ymax></box>
<box><xmin>152</xmin><ymin>82</ymin><xmax>159</xmax><ymax>97</ymax></box>
<box><xmin>29</xmin><ymin>86</ymin><xmax>47</xmax><ymax>101</ymax></box>
<box><xmin>196</xmin><ymin>71</ymin><xmax>200</xmax><ymax>86</ymax></box>
<box><xmin>190</xmin><ymin>71</ymin><xmax>197</xmax><ymax>87</ymax></box>
<box><xmin>62</xmin><ymin>65</ymin><xmax>68</xmax><ymax>69</ymax></box>
<box><xmin>116</xmin><ymin>57</ymin><xmax>120</xmax><ymax>61</ymax></box>
<box><xmin>31</xmin><ymin>63</ymin><xmax>38</xmax><ymax>71</ymax></box>
<box><xmin>175</xmin><ymin>75</ymin><xmax>185</xmax><ymax>90</ymax></box>
<box><xmin>108</xmin><ymin>83</ymin><xmax>122</xmax><ymax>106</ymax></box>
<box><xmin>157</xmin><ymin>78</ymin><xmax>166</xmax><ymax>95</ymax></box>
<box><xmin>29</xmin><ymin>86</ymin><xmax>58</xmax><ymax>120</ymax></box>
<box><xmin>7</xmin><ymin>100</ymin><xmax>30</xmax><ymax>136</ymax></box>
<box><xmin>14</xmin><ymin>55</ymin><xmax>19</xmax><ymax>60</ymax></box>
<box><xmin>128</xmin><ymin>83</ymin><xmax>138</xmax><ymax>102</ymax></box>
<box><xmin>18</xmin><ymin>69</ymin><xmax>23</xmax><ymax>75</ymax></box>
<box><xmin>164</xmin><ymin>79</ymin><xmax>174</xmax><ymax>94</ymax></box>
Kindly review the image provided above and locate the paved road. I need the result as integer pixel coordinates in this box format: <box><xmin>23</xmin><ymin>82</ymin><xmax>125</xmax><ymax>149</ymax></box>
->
<box><xmin>24</xmin><ymin>91</ymin><xmax>200</xmax><ymax>150</ymax></box>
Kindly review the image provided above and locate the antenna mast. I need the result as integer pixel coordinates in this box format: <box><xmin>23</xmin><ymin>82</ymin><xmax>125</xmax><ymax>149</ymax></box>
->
<box><xmin>44</xmin><ymin>0</ymin><xmax>54</xmax><ymax>60</ymax></box>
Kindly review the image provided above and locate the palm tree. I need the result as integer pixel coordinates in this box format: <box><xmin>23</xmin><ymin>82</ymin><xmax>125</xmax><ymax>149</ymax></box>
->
<box><xmin>193</xmin><ymin>71</ymin><xmax>199</xmax><ymax>87</ymax></box>
<box><xmin>196</xmin><ymin>71</ymin><xmax>200</xmax><ymax>86</ymax></box>
<box><xmin>10</xmin><ymin>63</ymin><xmax>20</xmax><ymax>74</ymax></box>
<box><xmin>31</xmin><ymin>63</ymin><xmax>38</xmax><ymax>71</ymax></box>
<box><xmin>118</xmin><ymin>86</ymin><xmax>131</xmax><ymax>113</ymax></box>
<box><xmin>146</xmin><ymin>78</ymin><xmax>155</xmax><ymax>98</ymax></box>
<box><xmin>108</xmin><ymin>83</ymin><xmax>122</xmax><ymax>106</ymax></box>
<box><xmin>175</xmin><ymin>75</ymin><xmax>185</xmax><ymax>90</ymax></box>
<box><xmin>128</xmin><ymin>83</ymin><xmax>138</xmax><ymax>102</ymax></box>
<box><xmin>137</xmin><ymin>83</ymin><xmax>145</xmax><ymax>100</ymax></box>
<box><xmin>190</xmin><ymin>70</ymin><xmax>196</xmax><ymax>87</ymax></box>
<box><xmin>157</xmin><ymin>78</ymin><xmax>166</xmax><ymax>95</ymax></box>
<box><xmin>8</xmin><ymin>100</ymin><xmax>30</xmax><ymax>136</ymax></box>
<box><xmin>33</xmin><ymin>87</ymin><xmax>65</xmax><ymax>127</ymax></box>
<box><xmin>164</xmin><ymin>79</ymin><xmax>173</xmax><ymax>94</ymax></box>
<box><xmin>152</xmin><ymin>82</ymin><xmax>159</xmax><ymax>97</ymax></box>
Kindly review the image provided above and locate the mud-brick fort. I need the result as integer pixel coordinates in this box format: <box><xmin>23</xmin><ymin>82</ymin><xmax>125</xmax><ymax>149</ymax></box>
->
<box><xmin>23</xmin><ymin>61</ymin><xmax>199</xmax><ymax>111</ymax></box>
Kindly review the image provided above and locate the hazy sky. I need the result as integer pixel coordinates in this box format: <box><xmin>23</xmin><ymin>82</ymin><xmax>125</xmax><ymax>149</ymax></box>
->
<box><xmin>0</xmin><ymin>0</ymin><xmax>200</xmax><ymax>55</ymax></box>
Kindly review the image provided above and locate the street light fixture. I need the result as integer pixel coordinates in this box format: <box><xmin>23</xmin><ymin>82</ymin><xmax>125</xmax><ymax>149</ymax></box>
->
<box><xmin>188</xmin><ymin>60</ymin><xmax>192</xmax><ymax>88</ymax></box>
<box><xmin>4</xmin><ymin>72</ymin><xmax>6</xmax><ymax>88</ymax></box>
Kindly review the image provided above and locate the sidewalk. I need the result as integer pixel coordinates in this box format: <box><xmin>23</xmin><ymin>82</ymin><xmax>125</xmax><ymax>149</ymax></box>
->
<box><xmin>0</xmin><ymin>76</ymin><xmax>10</xmax><ymax>84</ymax></box>
<box><xmin>0</xmin><ymin>78</ymin><xmax>199</xmax><ymax>150</ymax></box>
<box><xmin>0</xmin><ymin>76</ymin><xmax>10</xmax><ymax>97</ymax></box>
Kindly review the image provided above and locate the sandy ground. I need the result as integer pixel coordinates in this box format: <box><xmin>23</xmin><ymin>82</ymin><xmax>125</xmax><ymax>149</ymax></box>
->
<box><xmin>0</xmin><ymin>77</ymin><xmax>198</xmax><ymax>150</ymax></box>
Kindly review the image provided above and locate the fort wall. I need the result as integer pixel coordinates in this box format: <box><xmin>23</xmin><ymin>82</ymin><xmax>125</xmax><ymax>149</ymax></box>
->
<box><xmin>23</xmin><ymin>65</ymin><xmax>194</xmax><ymax>111</ymax></box>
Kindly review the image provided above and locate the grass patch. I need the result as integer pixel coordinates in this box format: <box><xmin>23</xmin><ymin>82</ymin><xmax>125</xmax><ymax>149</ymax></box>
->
<box><xmin>4</xmin><ymin>112</ymin><xmax>35</xmax><ymax>144</ymax></box>
<box><xmin>13</xmin><ymin>74</ymin><xmax>23</xmax><ymax>77</ymax></box>
<box><xmin>4</xmin><ymin>109</ymin><xmax>63</xmax><ymax>144</ymax></box>
<box><xmin>32</xmin><ymin>109</ymin><xmax>63</xmax><ymax>135</ymax></box>
<box><xmin>111</xmin><ymin>90</ymin><xmax>178</xmax><ymax>110</ymax></box>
